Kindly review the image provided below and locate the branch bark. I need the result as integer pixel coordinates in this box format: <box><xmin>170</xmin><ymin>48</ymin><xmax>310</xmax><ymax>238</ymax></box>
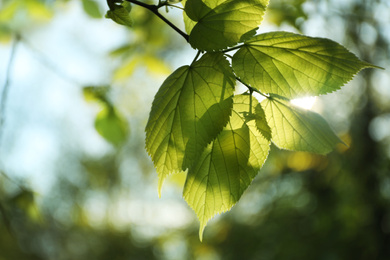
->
<box><xmin>124</xmin><ymin>0</ymin><xmax>189</xmax><ymax>42</ymax></box>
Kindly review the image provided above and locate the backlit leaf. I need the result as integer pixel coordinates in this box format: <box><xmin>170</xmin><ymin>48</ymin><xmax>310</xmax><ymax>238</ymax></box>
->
<box><xmin>254</xmin><ymin>103</ymin><xmax>272</xmax><ymax>140</ymax></box>
<box><xmin>106</xmin><ymin>1</ymin><xmax>132</xmax><ymax>27</ymax></box>
<box><xmin>95</xmin><ymin>107</ymin><xmax>129</xmax><ymax>147</ymax></box>
<box><xmin>82</xmin><ymin>0</ymin><xmax>103</xmax><ymax>19</ymax></box>
<box><xmin>233</xmin><ymin>31</ymin><xmax>381</xmax><ymax>98</ymax></box>
<box><xmin>182</xmin><ymin>0</ymin><xmax>196</xmax><ymax>35</ymax></box>
<box><xmin>261</xmin><ymin>96</ymin><xmax>341</xmax><ymax>154</ymax></box>
<box><xmin>184</xmin><ymin>94</ymin><xmax>271</xmax><ymax>240</ymax></box>
<box><xmin>145</xmin><ymin>53</ymin><xmax>235</xmax><ymax>196</ymax></box>
<box><xmin>184</xmin><ymin>0</ymin><xmax>269</xmax><ymax>51</ymax></box>
<box><xmin>83</xmin><ymin>86</ymin><xmax>110</xmax><ymax>103</ymax></box>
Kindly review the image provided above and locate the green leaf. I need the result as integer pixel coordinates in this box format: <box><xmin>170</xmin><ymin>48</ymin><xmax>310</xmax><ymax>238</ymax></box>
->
<box><xmin>95</xmin><ymin>107</ymin><xmax>129</xmax><ymax>147</ymax></box>
<box><xmin>184</xmin><ymin>0</ymin><xmax>269</xmax><ymax>51</ymax></box>
<box><xmin>183</xmin><ymin>94</ymin><xmax>271</xmax><ymax>240</ymax></box>
<box><xmin>105</xmin><ymin>1</ymin><xmax>132</xmax><ymax>27</ymax></box>
<box><xmin>182</xmin><ymin>0</ymin><xmax>197</xmax><ymax>35</ymax></box>
<box><xmin>261</xmin><ymin>96</ymin><xmax>341</xmax><ymax>154</ymax></box>
<box><xmin>82</xmin><ymin>0</ymin><xmax>103</xmax><ymax>19</ymax></box>
<box><xmin>254</xmin><ymin>103</ymin><xmax>272</xmax><ymax>141</ymax></box>
<box><xmin>145</xmin><ymin>53</ymin><xmax>235</xmax><ymax>196</ymax></box>
<box><xmin>83</xmin><ymin>86</ymin><xmax>110</xmax><ymax>103</ymax></box>
<box><xmin>233</xmin><ymin>31</ymin><xmax>381</xmax><ymax>99</ymax></box>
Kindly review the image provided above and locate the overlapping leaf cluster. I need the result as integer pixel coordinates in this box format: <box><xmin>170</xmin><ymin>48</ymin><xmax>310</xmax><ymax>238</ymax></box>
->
<box><xmin>107</xmin><ymin>0</ymin><xmax>379</xmax><ymax>240</ymax></box>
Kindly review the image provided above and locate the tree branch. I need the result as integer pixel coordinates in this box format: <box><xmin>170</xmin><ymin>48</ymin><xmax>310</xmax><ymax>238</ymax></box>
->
<box><xmin>124</xmin><ymin>0</ymin><xmax>189</xmax><ymax>42</ymax></box>
<box><xmin>0</xmin><ymin>35</ymin><xmax>19</xmax><ymax>148</ymax></box>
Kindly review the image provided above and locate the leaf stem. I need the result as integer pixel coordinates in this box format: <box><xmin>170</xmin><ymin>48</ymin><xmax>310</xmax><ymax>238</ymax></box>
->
<box><xmin>191</xmin><ymin>50</ymin><xmax>202</xmax><ymax>65</ymax></box>
<box><xmin>249</xmin><ymin>89</ymin><xmax>253</xmax><ymax>114</ymax></box>
<box><xmin>165</xmin><ymin>3</ymin><xmax>184</xmax><ymax>11</ymax></box>
<box><xmin>235</xmin><ymin>77</ymin><xmax>269</xmax><ymax>98</ymax></box>
<box><xmin>156</xmin><ymin>0</ymin><xmax>185</xmax><ymax>10</ymax></box>
<box><xmin>223</xmin><ymin>44</ymin><xmax>245</xmax><ymax>53</ymax></box>
<box><xmin>124</xmin><ymin>0</ymin><xmax>189</xmax><ymax>42</ymax></box>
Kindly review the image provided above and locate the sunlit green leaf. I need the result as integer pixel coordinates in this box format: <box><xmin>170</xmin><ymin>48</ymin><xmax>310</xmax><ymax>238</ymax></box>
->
<box><xmin>82</xmin><ymin>0</ymin><xmax>103</xmax><ymax>19</ymax></box>
<box><xmin>145</xmin><ymin>53</ymin><xmax>235</xmax><ymax>196</ymax></box>
<box><xmin>106</xmin><ymin>1</ymin><xmax>132</xmax><ymax>27</ymax></box>
<box><xmin>184</xmin><ymin>94</ymin><xmax>271</xmax><ymax>240</ymax></box>
<box><xmin>95</xmin><ymin>107</ymin><xmax>129</xmax><ymax>147</ymax></box>
<box><xmin>184</xmin><ymin>0</ymin><xmax>269</xmax><ymax>51</ymax></box>
<box><xmin>182</xmin><ymin>0</ymin><xmax>197</xmax><ymax>35</ymax></box>
<box><xmin>233</xmin><ymin>31</ymin><xmax>381</xmax><ymax>99</ymax></box>
<box><xmin>262</xmin><ymin>96</ymin><xmax>341</xmax><ymax>154</ymax></box>
<box><xmin>254</xmin><ymin>103</ymin><xmax>272</xmax><ymax>140</ymax></box>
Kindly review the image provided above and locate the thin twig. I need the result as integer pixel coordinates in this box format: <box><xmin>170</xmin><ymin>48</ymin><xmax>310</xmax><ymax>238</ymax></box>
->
<box><xmin>164</xmin><ymin>3</ymin><xmax>184</xmax><ymax>11</ymax></box>
<box><xmin>125</xmin><ymin>0</ymin><xmax>189</xmax><ymax>42</ymax></box>
<box><xmin>0</xmin><ymin>35</ymin><xmax>19</xmax><ymax>148</ymax></box>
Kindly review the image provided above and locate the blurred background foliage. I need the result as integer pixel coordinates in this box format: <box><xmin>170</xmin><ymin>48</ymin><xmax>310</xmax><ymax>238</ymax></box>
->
<box><xmin>0</xmin><ymin>0</ymin><xmax>389</xmax><ymax>259</ymax></box>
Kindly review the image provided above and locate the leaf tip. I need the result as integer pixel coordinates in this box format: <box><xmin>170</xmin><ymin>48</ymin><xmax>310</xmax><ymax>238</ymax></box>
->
<box><xmin>199</xmin><ymin>223</ymin><xmax>206</xmax><ymax>242</ymax></box>
<box><xmin>158</xmin><ymin>178</ymin><xmax>164</xmax><ymax>198</ymax></box>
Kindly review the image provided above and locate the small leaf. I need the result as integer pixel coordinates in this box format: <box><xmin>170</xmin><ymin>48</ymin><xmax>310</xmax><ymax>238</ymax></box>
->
<box><xmin>184</xmin><ymin>0</ymin><xmax>269</xmax><ymax>51</ymax></box>
<box><xmin>261</xmin><ymin>96</ymin><xmax>341</xmax><ymax>154</ymax></box>
<box><xmin>183</xmin><ymin>94</ymin><xmax>271</xmax><ymax>240</ymax></box>
<box><xmin>82</xmin><ymin>0</ymin><xmax>103</xmax><ymax>19</ymax></box>
<box><xmin>182</xmin><ymin>0</ymin><xmax>197</xmax><ymax>35</ymax></box>
<box><xmin>83</xmin><ymin>86</ymin><xmax>110</xmax><ymax>103</ymax></box>
<box><xmin>95</xmin><ymin>106</ymin><xmax>129</xmax><ymax>147</ymax></box>
<box><xmin>106</xmin><ymin>1</ymin><xmax>132</xmax><ymax>27</ymax></box>
<box><xmin>233</xmin><ymin>31</ymin><xmax>381</xmax><ymax>98</ymax></box>
<box><xmin>145</xmin><ymin>53</ymin><xmax>235</xmax><ymax>196</ymax></box>
<box><xmin>254</xmin><ymin>103</ymin><xmax>272</xmax><ymax>141</ymax></box>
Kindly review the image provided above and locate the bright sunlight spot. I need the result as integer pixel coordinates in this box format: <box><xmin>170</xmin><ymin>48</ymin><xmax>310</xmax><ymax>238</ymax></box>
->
<box><xmin>291</xmin><ymin>96</ymin><xmax>317</xmax><ymax>110</ymax></box>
